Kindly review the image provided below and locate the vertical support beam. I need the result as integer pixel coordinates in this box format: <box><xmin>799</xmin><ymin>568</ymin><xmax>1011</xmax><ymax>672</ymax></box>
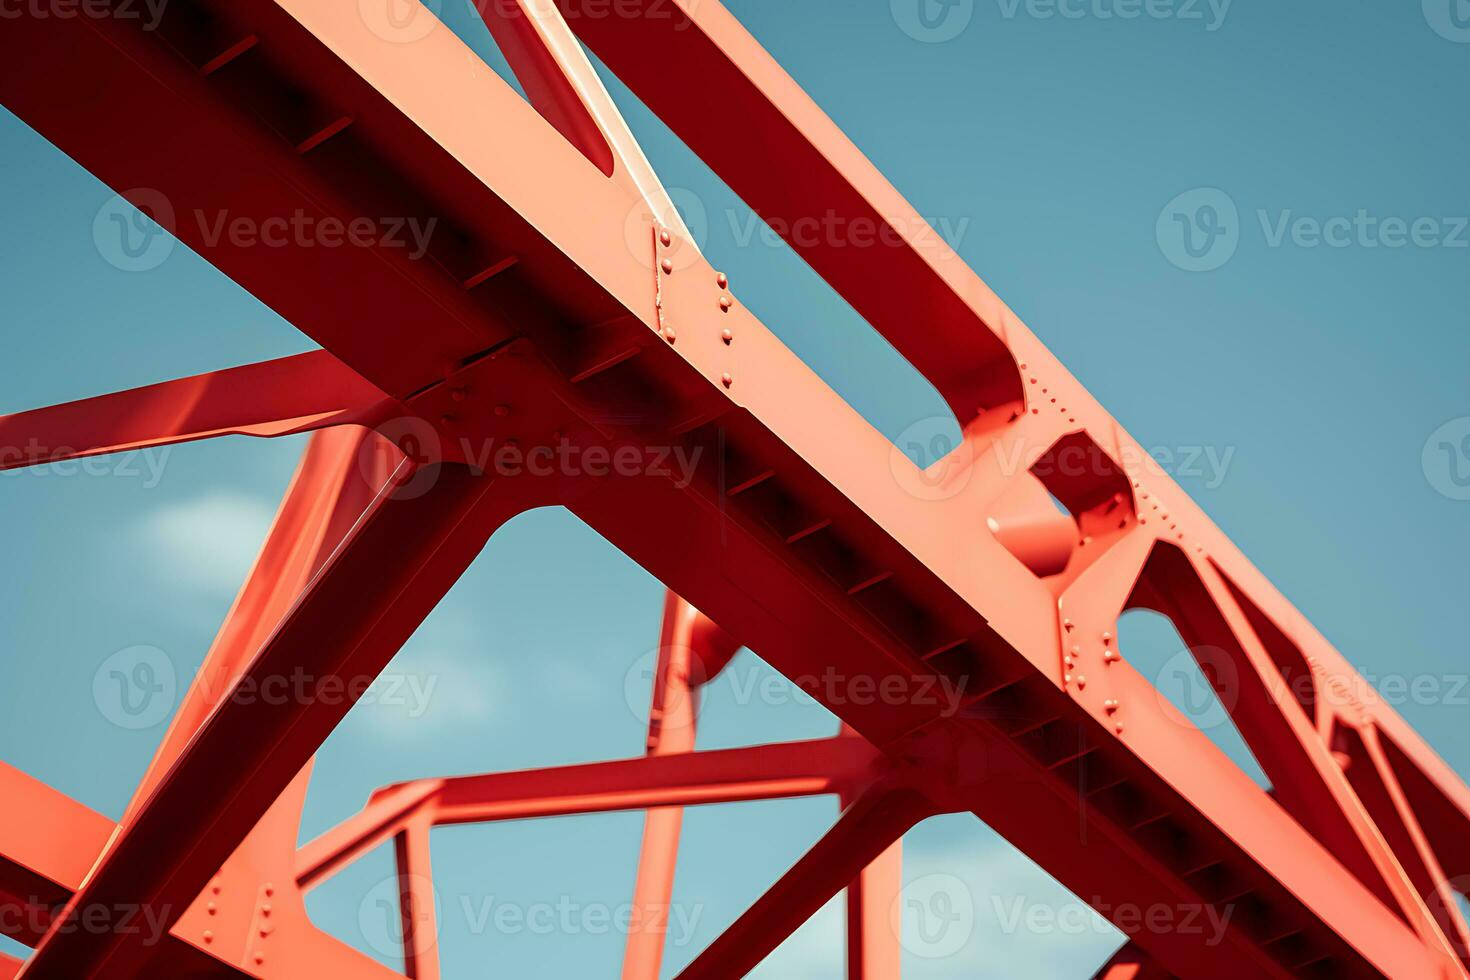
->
<box><xmin>396</xmin><ymin>816</ymin><xmax>441</xmax><ymax>980</ymax></box>
<box><xmin>845</xmin><ymin>835</ymin><xmax>902</xmax><ymax>980</ymax></box>
<box><xmin>622</xmin><ymin>594</ymin><xmax>701</xmax><ymax>980</ymax></box>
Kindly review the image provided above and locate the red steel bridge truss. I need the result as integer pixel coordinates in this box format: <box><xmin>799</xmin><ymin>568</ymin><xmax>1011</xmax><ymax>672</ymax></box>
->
<box><xmin>1</xmin><ymin>1</ymin><xmax>1468</xmax><ymax>977</ymax></box>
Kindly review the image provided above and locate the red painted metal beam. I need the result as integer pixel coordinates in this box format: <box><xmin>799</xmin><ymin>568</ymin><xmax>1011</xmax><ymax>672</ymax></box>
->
<box><xmin>19</xmin><ymin>463</ymin><xmax>528</xmax><ymax>978</ymax></box>
<box><xmin>0</xmin><ymin>764</ymin><xmax>113</xmax><ymax>947</ymax></box>
<box><xmin>1</xmin><ymin>1</ymin><xmax>1467</xmax><ymax>977</ymax></box>
<box><xmin>0</xmin><ymin>351</ymin><xmax>389</xmax><ymax>472</ymax></box>
<box><xmin>551</xmin><ymin>0</ymin><xmax>1027</xmax><ymax>425</ymax></box>
<box><xmin>1095</xmin><ymin>941</ymin><xmax>1175</xmax><ymax>979</ymax></box>
<box><xmin>678</xmin><ymin>786</ymin><xmax>932</xmax><ymax>979</ymax></box>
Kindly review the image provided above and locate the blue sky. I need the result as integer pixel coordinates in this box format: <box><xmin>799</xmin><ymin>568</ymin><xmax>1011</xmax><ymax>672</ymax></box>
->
<box><xmin>1</xmin><ymin>0</ymin><xmax>1467</xmax><ymax>976</ymax></box>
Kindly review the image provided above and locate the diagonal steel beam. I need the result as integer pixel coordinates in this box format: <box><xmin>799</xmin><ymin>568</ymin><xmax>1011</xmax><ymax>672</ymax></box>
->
<box><xmin>3</xmin><ymin>2</ymin><xmax>1466</xmax><ymax>976</ymax></box>
<box><xmin>0</xmin><ymin>351</ymin><xmax>389</xmax><ymax>472</ymax></box>
<box><xmin>17</xmin><ymin>463</ymin><xmax>531</xmax><ymax>978</ymax></box>
<box><xmin>676</xmin><ymin>785</ymin><xmax>933</xmax><ymax>979</ymax></box>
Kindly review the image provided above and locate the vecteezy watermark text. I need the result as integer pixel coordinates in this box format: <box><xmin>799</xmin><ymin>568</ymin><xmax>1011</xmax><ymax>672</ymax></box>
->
<box><xmin>995</xmin><ymin>0</ymin><xmax>1230</xmax><ymax>30</ymax></box>
<box><xmin>0</xmin><ymin>899</ymin><xmax>174</xmax><ymax>947</ymax></box>
<box><xmin>94</xmin><ymin>189</ymin><xmax>439</xmax><ymax>273</ymax></box>
<box><xmin>356</xmin><ymin>875</ymin><xmax>704</xmax><ymax>959</ymax></box>
<box><xmin>0</xmin><ymin>0</ymin><xmax>168</xmax><ymax>30</ymax></box>
<box><xmin>92</xmin><ymin>645</ymin><xmax>439</xmax><ymax>730</ymax></box>
<box><xmin>992</xmin><ymin>895</ymin><xmax>1234</xmax><ymax>944</ymax></box>
<box><xmin>623</xmin><ymin>649</ymin><xmax>969</xmax><ymax>730</ymax></box>
<box><xmin>1158</xmin><ymin>188</ymin><xmax>1469</xmax><ymax>272</ymax></box>
<box><xmin>0</xmin><ymin>442</ymin><xmax>169</xmax><ymax>487</ymax></box>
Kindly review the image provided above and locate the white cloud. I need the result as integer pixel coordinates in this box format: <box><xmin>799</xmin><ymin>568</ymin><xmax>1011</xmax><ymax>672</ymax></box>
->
<box><xmin>135</xmin><ymin>490</ymin><xmax>278</xmax><ymax>599</ymax></box>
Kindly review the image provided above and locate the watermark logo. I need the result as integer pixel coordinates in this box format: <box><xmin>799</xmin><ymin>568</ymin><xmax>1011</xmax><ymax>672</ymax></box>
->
<box><xmin>892</xmin><ymin>0</ymin><xmax>975</xmax><ymax>42</ymax></box>
<box><xmin>1160</xmin><ymin>188</ymin><xmax>1468</xmax><ymax>272</ymax></box>
<box><xmin>93</xmin><ymin>190</ymin><xmax>439</xmax><ymax>272</ymax></box>
<box><xmin>1423</xmin><ymin>417</ymin><xmax>1470</xmax><ymax>501</ymax></box>
<box><xmin>93</xmin><ymin>189</ymin><xmax>176</xmax><ymax>273</ymax></box>
<box><xmin>360</xmin><ymin>0</ymin><xmax>442</xmax><ymax>43</ymax></box>
<box><xmin>370</xmin><ymin>416</ymin><xmax>445</xmax><ymax>501</ymax></box>
<box><xmin>622</xmin><ymin>647</ymin><xmax>698</xmax><ymax>737</ymax></box>
<box><xmin>93</xmin><ymin>645</ymin><xmax>177</xmax><ymax>729</ymax></box>
<box><xmin>623</xmin><ymin>186</ymin><xmax>710</xmax><ymax>274</ymax></box>
<box><xmin>359</xmin><ymin>874</ymin><xmax>440</xmax><ymax>959</ymax></box>
<box><xmin>1153</xmin><ymin>645</ymin><xmax>1237</xmax><ymax>731</ymax></box>
<box><xmin>1424</xmin><ymin>0</ymin><xmax>1470</xmax><ymax>42</ymax></box>
<box><xmin>890</xmin><ymin>417</ymin><xmax>973</xmax><ymax>501</ymax></box>
<box><xmin>892</xmin><ymin>873</ymin><xmax>974</xmax><ymax>958</ymax></box>
<box><xmin>1157</xmin><ymin>188</ymin><xmax>1239</xmax><ymax>272</ymax></box>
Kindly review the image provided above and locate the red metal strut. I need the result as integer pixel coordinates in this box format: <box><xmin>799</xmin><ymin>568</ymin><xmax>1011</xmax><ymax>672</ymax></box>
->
<box><xmin>0</xmin><ymin>0</ymin><xmax>1467</xmax><ymax>977</ymax></box>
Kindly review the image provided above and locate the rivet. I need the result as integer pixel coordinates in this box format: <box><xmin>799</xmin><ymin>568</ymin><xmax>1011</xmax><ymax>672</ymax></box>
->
<box><xmin>1102</xmin><ymin>631</ymin><xmax>1112</xmax><ymax>645</ymax></box>
<box><xmin>254</xmin><ymin>953</ymin><xmax>265</xmax><ymax>965</ymax></box>
<box><xmin>261</xmin><ymin>904</ymin><xmax>272</xmax><ymax>917</ymax></box>
<box><xmin>494</xmin><ymin>403</ymin><xmax>511</xmax><ymax>418</ymax></box>
<box><xmin>1104</xmin><ymin>699</ymin><xmax>1119</xmax><ymax>714</ymax></box>
<box><xmin>719</xmin><ymin>295</ymin><xmax>733</xmax><ymax>311</ymax></box>
<box><xmin>450</xmin><ymin>387</ymin><xmax>466</xmax><ymax>403</ymax></box>
<box><xmin>1115</xmin><ymin>724</ymin><xmax>1124</xmax><ymax>734</ymax></box>
<box><xmin>264</xmin><ymin>885</ymin><xmax>275</xmax><ymax>898</ymax></box>
<box><xmin>1064</xmin><ymin>673</ymin><xmax>1073</xmax><ymax>684</ymax></box>
<box><xmin>438</xmin><ymin>413</ymin><xmax>455</xmax><ymax>425</ymax></box>
<box><xmin>206</xmin><ymin>902</ymin><xmax>216</xmax><ymax>916</ymax></box>
<box><xmin>663</xmin><ymin>325</ymin><xmax>676</xmax><ymax>343</ymax></box>
<box><xmin>659</xmin><ymin>229</ymin><xmax>671</xmax><ymax>247</ymax></box>
<box><xmin>1063</xmin><ymin>619</ymin><xmax>1074</xmax><ymax>632</ymax></box>
<box><xmin>721</xmin><ymin>373</ymin><xmax>733</xmax><ymax>388</ymax></box>
<box><xmin>716</xmin><ymin>272</ymin><xmax>728</xmax><ymax>289</ymax></box>
<box><xmin>1077</xmin><ymin>675</ymin><xmax>1087</xmax><ymax>689</ymax></box>
<box><xmin>721</xmin><ymin>328</ymin><xmax>733</xmax><ymax>345</ymax></box>
<box><xmin>660</xmin><ymin>258</ymin><xmax>674</xmax><ymax>274</ymax></box>
<box><xmin>203</xmin><ymin>931</ymin><xmax>214</xmax><ymax>944</ymax></box>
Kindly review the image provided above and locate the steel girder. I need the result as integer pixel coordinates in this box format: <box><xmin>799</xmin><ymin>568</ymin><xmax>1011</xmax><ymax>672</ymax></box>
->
<box><xmin>0</xmin><ymin>0</ymin><xmax>1468</xmax><ymax>977</ymax></box>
